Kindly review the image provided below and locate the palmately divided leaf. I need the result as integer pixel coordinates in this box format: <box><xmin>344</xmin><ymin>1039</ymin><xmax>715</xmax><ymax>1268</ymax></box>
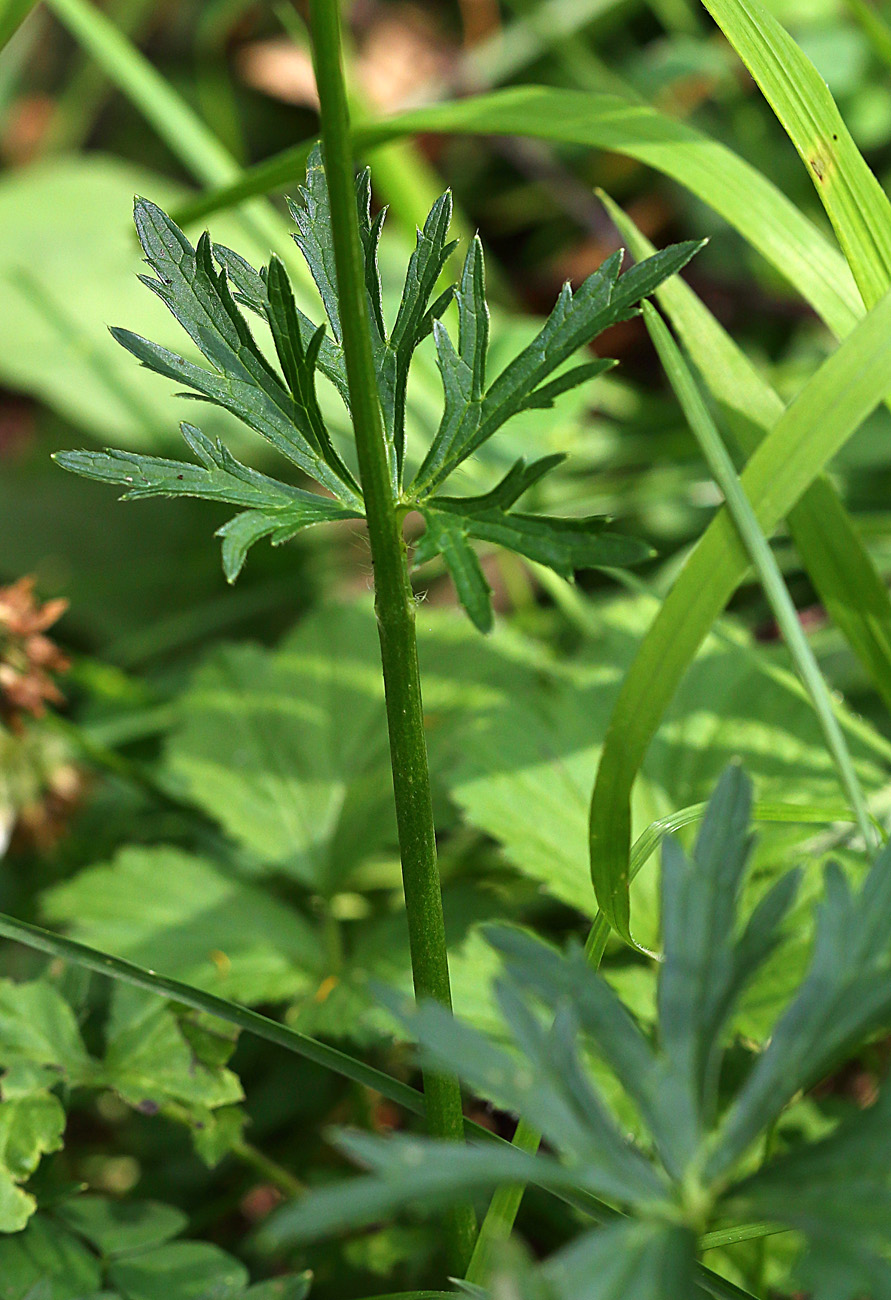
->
<box><xmin>411</xmin><ymin>239</ymin><xmax>704</xmax><ymax>496</ymax></box>
<box><xmin>288</xmin><ymin>144</ymin><xmax>344</xmax><ymax>344</ymax></box>
<box><xmin>122</xmin><ymin>197</ymin><xmax>360</xmax><ymax>505</ymax></box>
<box><xmin>655</xmin><ymin>766</ymin><xmax>756</xmax><ymax>1171</ymax></box>
<box><xmin>255</xmin><ymin>1132</ymin><xmax>585</xmax><ymax>1252</ymax></box>
<box><xmin>414</xmin><ymin>509</ymin><xmax>494</xmax><ymax>633</ymax></box>
<box><xmin>414</xmin><ymin>455</ymin><xmax>653</xmax><ymax>629</ymax></box>
<box><xmin>264</xmin><ymin>256</ymin><xmax>356</xmax><ymax>487</ymax></box>
<box><xmin>55</xmin><ymin>423</ymin><xmax>360</xmax><ymax>581</ymax></box>
<box><xmin>212</xmin><ymin>240</ymin><xmax>349</xmax><ymax>402</ymax></box>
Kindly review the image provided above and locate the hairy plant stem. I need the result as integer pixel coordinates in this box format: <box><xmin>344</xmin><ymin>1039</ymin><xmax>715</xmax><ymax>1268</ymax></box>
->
<box><xmin>307</xmin><ymin>0</ymin><xmax>475</xmax><ymax>1271</ymax></box>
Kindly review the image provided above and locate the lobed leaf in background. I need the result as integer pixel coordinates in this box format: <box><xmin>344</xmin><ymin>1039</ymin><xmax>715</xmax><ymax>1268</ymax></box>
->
<box><xmin>0</xmin><ymin>973</ymin><xmax>243</xmax><ymax>1232</ymax></box>
<box><xmin>449</xmin><ymin>590</ymin><xmax>886</xmax><ymax>990</ymax></box>
<box><xmin>257</xmin><ymin>768</ymin><xmax>891</xmax><ymax>1299</ymax></box>
<box><xmin>41</xmin><ymin>845</ymin><xmax>321</xmax><ymax>1004</ymax></box>
<box><xmin>0</xmin><ymin>1192</ymin><xmax>311</xmax><ymax>1299</ymax></box>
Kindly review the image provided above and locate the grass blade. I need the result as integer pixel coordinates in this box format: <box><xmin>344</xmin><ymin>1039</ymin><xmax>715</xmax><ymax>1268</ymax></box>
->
<box><xmin>701</xmin><ymin>0</ymin><xmax>891</xmax><ymax>309</ymax></box>
<box><xmin>600</xmin><ymin>190</ymin><xmax>891</xmax><ymax>715</ymax></box>
<box><xmin>170</xmin><ymin>88</ymin><xmax>861</xmax><ymax>339</ymax></box>
<box><xmin>643</xmin><ymin>302</ymin><xmax>875</xmax><ymax>849</ymax></box>
<box><xmin>589</xmin><ymin>285</ymin><xmax>891</xmax><ymax>943</ymax></box>
<box><xmin>0</xmin><ymin>0</ymin><xmax>39</xmax><ymax>51</ymax></box>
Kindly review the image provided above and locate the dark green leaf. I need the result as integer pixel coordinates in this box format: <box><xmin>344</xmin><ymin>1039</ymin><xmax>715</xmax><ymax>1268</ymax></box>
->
<box><xmin>411</xmin><ymin>241</ymin><xmax>703</xmax><ymax>495</ymax></box>
<box><xmin>404</xmin><ymin>993</ymin><xmax>661</xmax><ymax>1204</ymax></box>
<box><xmin>256</xmin><ymin>1134</ymin><xmax>582</xmax><ymax>1251</ymax></box>
<box><xmin>655</xmin><ymin>766</ymin><xmax>757</xmax><ymax>1171</ymax></box>
<box><xmin>212</xmin><ymin>241</ymin><xmax>349</xmax><ymax>402</ymax></box>
<box><xmin>0</xmin><ymin>1215</ymin><xmax>102</xmax><ymax>1299</ymax></box>
<box><xmin>415</xmin><ymin>455</ymin><xmax>650</xmax><ymax>623</ymax></box>
<box><xmin>122</xmin><ymin>198</ymin><xmax>359</xmax><ymax>505</ymax></box>
<box><xmin>264</xmin><ymin>256</ymin><xmax>356</xmax><ymax>487</ymax></box>
<box><xmin>54</xmin><ymin>424</ymin><xmax>360</xmax><ymax>581</ymax></box>
<box><xmin>288</xmin><ymin>144</ymin><xmax>343</xmax><ymax>344</ymax></box>
<box><xmin>485</xmin><ymin>928</ymin><xmax>666</xmax><ymax>1144</ymax></box>
<box><xmin>54</xmin><ymin>1197</ymin><xmax>187</xmax><ymax>1260</ymax></box>
<box><xmin>415</xmin><ymin>510</ymin><xmax>493</xmax><ymax>633</ymax></box>
<box><xmin>107</xmin><ymin>1241</ymin><xmax>249</xmax><ymax>1300</ymax></box>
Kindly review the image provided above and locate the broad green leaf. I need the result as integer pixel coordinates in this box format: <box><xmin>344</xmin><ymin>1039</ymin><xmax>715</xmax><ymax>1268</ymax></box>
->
<box><xmin>702</xmin><ymin>0</ymin><xmax>891</xmax><ymax>310</ymax></box>
<box><xmin>0</xmin><ymin>156</ymin><xmax>305</xmax><ymax>448</ymax></box>
<box><xmin>54</xmin><ymin>1197</ymin><xmax>187</xmax><ymax>1259</ymax></box>
<box><xmin>602</xmin><ymin>192</ymin><xmax>891</xmax><ymax>716</ymax></box>
<box><xmin>41</xmin><ymin>846</ymin><xmax>320</xmax><ymax>1005</ymax></box>
<box><xmin>0</xmin><ymin>1096</ymin><xmax>66</xmax><ymax>1232</ymax></box>
<box><xmin>176</xmin><ymin>89</ymin><xmax>861</xmax><ymax>336</ymax></box>
<box><xmin>107</xmin><ymin>1241</ymin><xmax>249</xmax><ymax>1300</ymax></box>
<box><xmin>543</xmin><ymin>1220</ymin><xmax>696</xmax><ymax>1300</ymax></box>
<box><xmin>292</xmin><ymin>884</ymin><xmax>506</xmax><ymax>1045</ymax></box>
<box><xmin>590</xmin><ymin>284</ymin><xmax>891</xmax><ymax>942</ymax></box>
<box><xmin>190</xmin><ymin>1104</ymin><xmax>247</xmax><ymax>1169</ymax></box>
<box><xmin>101</xmin><ymin>986</ymin><xmax>243</xmax><ymax>1113</ymax></box>
<box><xmin>0</xmin><ymin>980</ymin><xmax>91</xmax><ymax>1079</ymax></box>
<box><xmin>451</xmin><ymin>594</ymin><xmax>884</xmax><ymax>951</ymax></box>
<box><xmin>163</xmin><ymin>607</ymin><xmax>393</xmax><ymax>889</ymax></box>
<box><xmin>241</xmin><ymin>1278</ymin><xmax>311</xmax><ymax>1300</ymax></box>
<box><xmin>0</xmin><ymin>1215</ymin><xmax>102</xmax><ymax>1299</ymax></box>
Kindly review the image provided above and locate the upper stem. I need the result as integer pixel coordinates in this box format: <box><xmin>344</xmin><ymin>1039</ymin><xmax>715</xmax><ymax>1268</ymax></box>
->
<box><xmin>307</xmin><ymin>0</ymin><xmax>476</xmax><ymax>1271</ymax></box>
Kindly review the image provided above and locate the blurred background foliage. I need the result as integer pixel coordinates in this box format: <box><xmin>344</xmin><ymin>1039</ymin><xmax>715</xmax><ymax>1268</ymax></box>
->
<box><xmin>2</xmin><ymin>0</ymin><xmax>891</xmax><ymax>1296</ymax></box>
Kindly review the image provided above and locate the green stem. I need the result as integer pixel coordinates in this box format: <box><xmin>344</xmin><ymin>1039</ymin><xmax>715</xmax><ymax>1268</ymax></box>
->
<box><xmin>307</xmin><ymin>0</ymin><xmax>475</xmax><ymax>1272</ymax></box>
<box><xmin>644</xmin><ymin>302</ymin><xmax>877</xmax><ymax>854</ymax></box>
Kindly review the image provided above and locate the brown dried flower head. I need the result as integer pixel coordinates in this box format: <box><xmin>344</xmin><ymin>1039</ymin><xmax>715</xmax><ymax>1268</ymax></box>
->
<box><xmin>0</xmin><ymin>576</ymin><xmax>70</xmax><ymax>725</ymax></box>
